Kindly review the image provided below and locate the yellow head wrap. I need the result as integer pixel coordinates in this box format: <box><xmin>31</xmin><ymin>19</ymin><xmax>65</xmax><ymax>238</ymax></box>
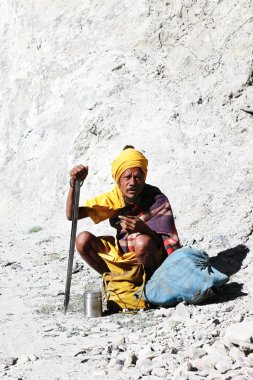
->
<box><xmin>111</xmin><ymin>147</ymin><xmax>148</xmax><ymax>183</ymax></box>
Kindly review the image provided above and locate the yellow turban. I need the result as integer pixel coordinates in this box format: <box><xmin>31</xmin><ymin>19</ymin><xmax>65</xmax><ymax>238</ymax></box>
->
<box><xmin>111</xmin><ymin>148</ymin><xmax>148</xmax><ymax>183</ymax></box>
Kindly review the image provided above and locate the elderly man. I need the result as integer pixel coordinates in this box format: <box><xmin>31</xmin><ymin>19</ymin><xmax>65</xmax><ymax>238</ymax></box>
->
<box><xmin>66</xmin><ymin>146</ymin><xmax>180</xmax><ymax>279</ymax></box>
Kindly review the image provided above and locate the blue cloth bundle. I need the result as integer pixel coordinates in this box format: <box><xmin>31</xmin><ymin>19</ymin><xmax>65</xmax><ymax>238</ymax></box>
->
<box><xmin>143</xmin><ymin>246</ymin><xmax>229</xmax><ymax>306</ymax></box>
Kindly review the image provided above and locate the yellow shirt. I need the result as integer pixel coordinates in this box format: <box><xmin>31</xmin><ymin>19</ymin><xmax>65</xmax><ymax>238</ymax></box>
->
<box><xmin>83</xmin><ymin>185</ymin><xmax>125</xmax><ymax>224</ymax></box>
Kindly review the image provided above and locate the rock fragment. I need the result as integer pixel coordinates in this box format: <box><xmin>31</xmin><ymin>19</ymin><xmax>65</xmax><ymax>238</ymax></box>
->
<box><xmin>0</xmin><ymin>357</ymin><xmax>18</xmax><ymax>366</ymax></box>
<box><xmin>229</xmin><ymin>346</ymin><xmax>245</xmax><ymax>362</ymax></box>
<box><xmin>172</xmin><ymin>362</ymin><xmax>193</xmax><ymax>380</ymax></box>
<box><xmin>223</xmin><ymin>320</ymin><xmax>253</xmax><ymax>346</ymax></box>
<box><xmin>215</xmin><ymin>360</ymin><xmax>232</xmax><ymax>373</ymax></box>
<box><xmin>170</xmin><ymin>302</ymin><xmax>191</xmax><ymax>322</ymax></box>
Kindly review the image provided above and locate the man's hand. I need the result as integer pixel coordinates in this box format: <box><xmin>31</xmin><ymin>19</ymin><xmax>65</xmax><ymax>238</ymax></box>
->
<box><xmin>119</xmin><ymin>215</ymin><xmax>163</xmax><ymax>247</ymax></box>
<box><xmin>69</xmin><ymin>165</ymin><xmax>88</xmax><ymax>187</ymax></box>
<box><xmin>119</xmin><ymin>215</ymin><xmax>148</xmax><ymax>234</ymax></box>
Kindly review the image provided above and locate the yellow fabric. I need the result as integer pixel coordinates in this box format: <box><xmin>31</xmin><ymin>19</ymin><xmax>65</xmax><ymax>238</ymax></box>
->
<box><xmin>111</xmin><ymin>148</ymin><xmax>148</xmax><ymax>183</ymax></box>
<box><xmin>99</xmin><ymin>239</ymin><xmax>138</xmax><ymax>273</ymax></box>
<box><xmin>100</xmin><ymin>239</ymin><xmax>148</xmax><ymax>311</ymax></box>
<box><xmin>83</xmin><ymin>185</ymin><xmax>125</xmax><ymax>224</ymax></box>
<box><xmin>99</xmin><ymin>238</ymin><xmax>166</xmax><ymax>271</ymax></box>
<box><xmin>100</xmin><ymin>238</ymin><xmax>164</xmax><ymax>311</ymax></box>
<box><xmin>102</xmin><ymin>264</ymin><xmax>148</xmax><ymax>311</ymax></box>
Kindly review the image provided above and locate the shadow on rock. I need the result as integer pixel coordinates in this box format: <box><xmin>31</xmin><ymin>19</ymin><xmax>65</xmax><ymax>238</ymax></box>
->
<box><xmin>203</xmin><ymin>282</ymin><xmax>248</xmax><ymax>305</ymax></box>
<box><xmin>210</xmin><ymin>244</ymin><xmax>249</xmax><ymax>277</ymax></box>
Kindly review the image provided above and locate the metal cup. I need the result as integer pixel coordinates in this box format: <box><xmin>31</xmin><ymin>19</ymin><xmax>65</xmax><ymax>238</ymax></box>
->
<box><xmin>83</xmin><ymin>290</ymin><xmax>102</xmax><ymax>318</ymax></box>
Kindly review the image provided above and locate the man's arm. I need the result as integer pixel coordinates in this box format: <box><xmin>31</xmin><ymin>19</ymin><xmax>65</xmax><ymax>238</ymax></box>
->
<box><xmin>66</xmin><ymin>165</ymin><xmax>89</xmax><ymax>221</ymax></box>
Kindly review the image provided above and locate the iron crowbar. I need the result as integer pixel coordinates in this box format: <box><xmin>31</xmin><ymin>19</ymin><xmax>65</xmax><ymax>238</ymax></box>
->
<box><xmin>64</xmin><ymin>180</ymin><xmax>81</xmax><ymax>313</ymax></box>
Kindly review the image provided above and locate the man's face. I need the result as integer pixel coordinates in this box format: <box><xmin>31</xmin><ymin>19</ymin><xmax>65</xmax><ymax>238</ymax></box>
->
<box><xmin>118</xmin><ymin>167</ymin><xmax>145</xmax><ymax>203</ymax></box>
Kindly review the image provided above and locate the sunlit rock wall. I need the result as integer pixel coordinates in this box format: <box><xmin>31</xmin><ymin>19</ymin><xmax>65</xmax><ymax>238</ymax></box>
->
<box><xmin>0</xmin><ymin>0</ymin><xmax>252</xmax><ymax>250</ymax></box>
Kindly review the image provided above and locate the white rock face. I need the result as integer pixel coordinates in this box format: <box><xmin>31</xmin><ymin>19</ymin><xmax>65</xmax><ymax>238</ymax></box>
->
<box><xmin>0</xmin><ymin>0</ymin><xmax>252</xmax><ymax>250</ymax></box>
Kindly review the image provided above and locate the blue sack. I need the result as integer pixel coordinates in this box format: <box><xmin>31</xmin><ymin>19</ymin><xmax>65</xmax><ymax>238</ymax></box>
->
<box><xmin>143</xmin><ymin>246</ymin><xmax>229</xmax><ymax>306</ymax></box>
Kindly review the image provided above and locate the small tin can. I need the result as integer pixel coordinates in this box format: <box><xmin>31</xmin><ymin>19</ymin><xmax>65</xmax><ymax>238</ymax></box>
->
<box><xmin>83</xmin><ymin>290</ymin><xmax>102</xmax><ymax>318</ymax></box>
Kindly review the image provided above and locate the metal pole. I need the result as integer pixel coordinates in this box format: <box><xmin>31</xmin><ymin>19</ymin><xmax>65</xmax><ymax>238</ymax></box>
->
<box><xmin>64</xmin><ymin>180</ymin><xmax>81</xmax><ymax>313</ymax></box>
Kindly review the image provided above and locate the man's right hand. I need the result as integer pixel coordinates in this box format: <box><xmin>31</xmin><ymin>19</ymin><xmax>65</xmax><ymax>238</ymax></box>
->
<box><xmin>69</xmin><ymin>165</ymin><xmax>88</xmax><ymax>187</ymax></box>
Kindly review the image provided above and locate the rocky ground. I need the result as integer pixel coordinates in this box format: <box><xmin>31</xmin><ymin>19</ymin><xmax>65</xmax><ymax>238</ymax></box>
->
<box><xmin>0</xmin><ymin>222</ymin><xmax>252</xmax><ymax>380</ymax></box>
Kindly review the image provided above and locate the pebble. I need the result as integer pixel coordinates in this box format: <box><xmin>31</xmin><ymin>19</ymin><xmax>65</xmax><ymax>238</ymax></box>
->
<box><xmin>172</xmin><ymin>362</ymin><xmax>193</xmax><ymax>380</ymax></box>
<box><xmin>122</xmin><ymin>367</ymin><xmax>142</xmax><ymax>379</ymax></box>
<box><xmin>229</xmin><ymin>346</ymin><xmax>245</xmax><ymax>362</ymax></box>
<box><xmin>211</xmin><ymin>341</ymin><xmax>228</xmax><ymax>355</ymax></box>
<box><xmin>170</xmin><ymin>302</ymin><xmax>191</xmax><ymax>322</ymax></box>
<box><xmin>137</xmin><ymin>357</ymin><xmax>152</xmax><ymax>369</ymax></box>
<box><xmin>245</xmin><ymin>353</ymin><xmax>253</xmax><ymax>366</ymax></box>
<box><xmin>215</xmin><ymin>360</ymin><xmax>232</xmax><ymax>373</ymax></box>
<box><xmin>245</xmin><ymin>368</ymin><xmax>253</xmax><ymax>376</ymax></box>
<box><xmin>187</xmin><ymin>347</ymin><xmax>206</xmax><ymax>359</ymax></box>
<box><xmin>233</xmin><ymin>357</ymin><xmax>246</xmax><ymax>368</ymax></box>
<box><xmin>151</xmin><ymin>367</ymin><xmax>168</xmax><ymax>377</ymax></box>
<box><xmin>232</xmin><ymin>313</ymin><xmax>244</xmax><ymax>323</ymax></box>
<box><xmin>0</xmin><ymin>357</ymin><xmax>18</xmax><ymax>366</ymax></box>
<box><xmin>114</xmin><ymin>336</ymin><xmax>125</xmax><ymax>346</ymax></box>
<box><xmin>153</xmin><ymin>308</ymin><xmax>172</xmax><ymax>318</ymax></box>
<box><xmin>108</xmin><ymin>358</ymin><xmax>124</xmax><ymax>368</ymax></box>
<box><xmin>139</xmin><ymin>360</ymin><xmax>153</xmax><ymax>375</ymax></box>
<box><xmin>206</xmin><ymin>368</ymin><xmax>223</xmax><ymax>378</ymax></box>
<box><xmin>92</xmin><ymin>369</ymin><xmax>107</xmax><ymax>377</ymax></box>
<box><xmin>193</xmin><ymin>350</ymin><xmax>230</xmax><ymax>370</ymax></box>
<box><xmin>18</xmin><ymin>355</ymin><xmax>30</xmax><ymax>364</ymax></box>
<box><xmin>109</xmin><ymin>364</ymin><xmax>123</xmax><ymax>372</ymax></box>
<box><xmin>223</xmin><ymin>320</ymin><xmax>253</xmax><ymax>346</ymax></box>
<box><xmin>124</xmin><ymin>352</ymin><xmax>138</xmax><ymax>367</ymax></box>
<box><xmin>137</xmin><ymin>344</ymin><xmax>154</xmax><ymax>360</ymax></box>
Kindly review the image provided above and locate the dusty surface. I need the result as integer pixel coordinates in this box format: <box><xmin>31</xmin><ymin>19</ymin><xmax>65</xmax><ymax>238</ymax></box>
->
<box><xmin>0</xmin><ymin>224</ymin><xmax>252</xmax><ymax>379</ymax></box>
<box><xmin>0</xmin><ymin>0</ymin><xmax>253</xmax><ymax>379</ymax></box>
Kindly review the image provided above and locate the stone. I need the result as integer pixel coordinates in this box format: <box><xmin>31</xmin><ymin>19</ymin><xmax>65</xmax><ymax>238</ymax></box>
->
<box><xmin>137</xmin><ymin>344</ymin><xmax>154</xmax><ymax>361</ymax></box>
<box><xmin>17</xmin><ymin>355</ymin><xmax>30</xmax><ymax>364</ymax></box>
<box><xmin>92</xmin><ymin>369</ymin><xmax>107</xmax><ymax>377</ymax></box>
<box><xmin>124</xmin><ymin>352</ymin><xmax>138</xmax><ymax>367</ymax></box>
<box><xmin>187</xmin><ymin>347</ymin><xmax>206</xmax><ymax>360</ymax></box>
<box><xmin>245</xmin><ymin>353</ymin><xmax>253</xmax><ymax>366</ymax></box>
<box><xmin>232</xmin><ymin>313</ymin><xmax>244</xmax><ymax>323</ymax></box>
<box><xmin>114</xmin><ymin>336</ymin><xmax>125</xmax><ymax>346</ymax></box>
<box><xmin>28</xmin><ymin>354</ymin><xmax>38</xmax><ymax>362</ymax></box>
<box><xmin>109</xmin><ymin>364</ymin><xmax>123</xmax><ymax>372</ymax></box>
<box><xmin>223</xmin><ymin>320</ymin><xmax>253</xmax><ymax>346</ymax></box>
<box><xmin>152</xmin><ymin>367</ymin><xmax>168</xmax><ymax>377</ymax></box>
<box><xmin>0</xmin><ymin>357</ymin><xmax>18</xmax><ymax>366</ymax></box>
<box><xmin>192</xmin><ymin>350</ymin><xmax>231</xmax><ymax>371</ymax></box>
<box><xmin>137</xmin><ymin>358</ymin><xmax>154</xmax><ymax>376</ymax></box>
<box><xmin>214</xmin><ymin>360</ymin><xmax>232</xmax><ymax>373</ymax></box>
<box><xmin>172</xmin><ymin>362</ymin><xmax>193</xmax><ymax>380</ymax></box>
<box><xmin>229</xmin><ymin>346</ymin><xmax>245</xmax><ymax>362</ymax></box>
<box><xmin>108</xmin><ymin>358</ymin><xmax>124</xmax><ymax>368</ymax></box>
<box><xmin>207</xmin><ymin>368</ymin><xmax>225</xmax><ymax>378</ymax></box>
<box><xmin>137</xmin><ymin>357</ymin><xmax>152</xmax><ymax>368</ymax></box>
<box><xmin>154</xmin><ymin>308</ymin><xmax>172</xmax><ymax>318</ymax></box>
<box><xmin>170</xmin><ymin>302</ymin><xmax>191</xmax><ymax>322</ymax></box>
<box><xmin>245</xmin><ymin>368</ymin><xmax>253</xmax><ymax>377</ymax></box>
<box><xmin>233</xmin><ymin>357</ymin><xmax>246</xmax><ymax>368</ymax></box>
<box><xmin>211</xmin><ymin>341</ymin><xmax>228</xmax><ymax>356</ymax></box>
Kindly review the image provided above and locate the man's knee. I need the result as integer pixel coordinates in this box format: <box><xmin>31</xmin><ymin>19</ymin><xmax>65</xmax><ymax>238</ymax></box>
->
<box><xmin>134</xmin><ymin>234</ymin><xmax>156</xmax><ymax>255</ymax></box>
<box><xmin>76</xmin><ymin>231</ymin><xmax>93</xmax><ymax>252</ymax></box>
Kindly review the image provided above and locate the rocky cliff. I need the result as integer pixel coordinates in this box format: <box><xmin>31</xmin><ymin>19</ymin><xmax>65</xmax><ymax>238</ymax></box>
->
<box><xmin>0</xmin><ymin>0</ymin><xmax>252</xmax><ymax>246</ymax></box>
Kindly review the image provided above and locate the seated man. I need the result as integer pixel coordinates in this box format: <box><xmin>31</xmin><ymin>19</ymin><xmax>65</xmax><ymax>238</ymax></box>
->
<box><xmin>66</xmin><ymin>146</ymin><xmax>180</xmax><ymax>279</ymax></box>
